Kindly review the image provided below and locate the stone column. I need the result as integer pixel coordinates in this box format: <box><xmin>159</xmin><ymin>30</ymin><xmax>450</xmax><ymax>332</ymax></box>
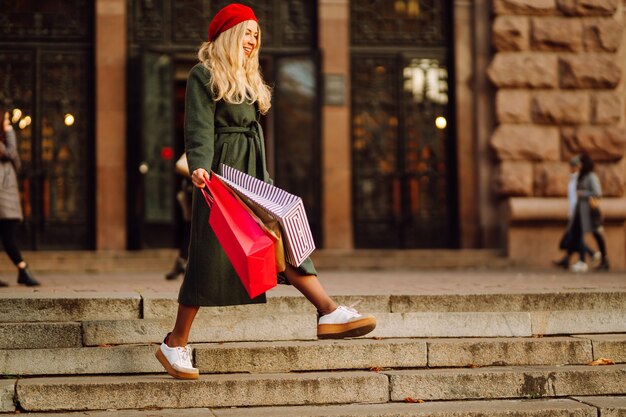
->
<box><xmin>95</xmin><ymin>0</ymin><xmax>127</xmax><ymax>249</ymax></box>
<box><xmin>455</xmin><ymin>0</ymin><xmax>499</xmax><ymax>248</ymax></box>
<box><xmin>319</xmin><ymin>0</ymin><xmax>352</xmax><ymax>249</ymax></box>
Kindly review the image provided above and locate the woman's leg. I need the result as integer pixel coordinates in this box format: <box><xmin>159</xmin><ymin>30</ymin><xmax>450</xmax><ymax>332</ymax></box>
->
<box><xmin>0</xmin><ymin>220</ymin><xmax>24</xmax><ymax>266</ymax></box>
<box><xmin>155</xmin><ymin>303</ymin><xmax>199</xmax><ymax>380</ymax></box>
<box><xmin>578</xmin><ymin>233</ymin><xmax>587</xmax><ymax>262</ymax></box>
<box><xmin>0</xmin><ymin>220</ymin><xmax>39</xmax><ymax>286</ymax></box>
<box><xmin>167</xmin><ymin>304</ymin><xmax>199</xmax><ymax>347</ymax></box>
<box><xmin>591</xmin><ymin>231</ymin><xmax>607</xmax><ymax>259</ymax></box>
<box><xmin>283</xmin><ymin>265</ymin><xmax>337</xmax><ymax>315</ymax></box>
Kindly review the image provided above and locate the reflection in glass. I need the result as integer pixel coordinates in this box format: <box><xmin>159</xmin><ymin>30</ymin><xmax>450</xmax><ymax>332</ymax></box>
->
<box><xmin>274</xmin><ymin>55</ymin><xmax>321</xmax><ymax>243</ymax></box>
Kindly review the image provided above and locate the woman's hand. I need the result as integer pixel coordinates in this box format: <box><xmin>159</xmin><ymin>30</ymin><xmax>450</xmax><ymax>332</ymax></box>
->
<box><xmin>3</xmin><ymin>112</ymin><xmax>11</xmax><ymax>132</ymax></box>
<box><xmin>191</xmin><ymin>168</ymin><xmax>211</xmax><ymax>188</ymax></box>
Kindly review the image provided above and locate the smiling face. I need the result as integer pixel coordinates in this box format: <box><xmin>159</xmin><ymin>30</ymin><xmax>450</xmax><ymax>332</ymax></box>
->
<box><xmin>243</xmin><ymin>20</ymin><xmax>259</xmax><ymax>57</ymax></box>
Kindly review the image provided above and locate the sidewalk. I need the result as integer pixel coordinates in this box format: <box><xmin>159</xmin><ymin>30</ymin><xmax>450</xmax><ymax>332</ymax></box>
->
<box><xmin>1</xmin><ymin>268</ymin><xmax>625</xmax><ymax>295</ymax></box>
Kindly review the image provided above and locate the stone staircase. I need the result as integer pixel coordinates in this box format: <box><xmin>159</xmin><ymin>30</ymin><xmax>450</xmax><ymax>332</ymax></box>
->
<box><xmin>1</xmin><ymin>290</ymin><xmax>625</xmax><ymax>416</ymax></box>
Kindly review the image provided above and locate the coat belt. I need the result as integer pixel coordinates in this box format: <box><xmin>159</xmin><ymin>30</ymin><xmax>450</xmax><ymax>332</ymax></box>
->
<box><xmin>215</xmin><ymin>122</ymin><xmax>269</xmax><ymax>182</ymax></box>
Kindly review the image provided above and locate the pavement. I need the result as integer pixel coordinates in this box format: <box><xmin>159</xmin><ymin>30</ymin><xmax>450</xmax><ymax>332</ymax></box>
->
<box><xmin>1</xmin><ymin>268</ymin><xmax>625</xmax><ymax>295</ymax></box>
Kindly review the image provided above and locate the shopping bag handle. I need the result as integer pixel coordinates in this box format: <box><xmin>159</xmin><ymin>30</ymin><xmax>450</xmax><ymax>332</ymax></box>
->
<box><xmin>201</xmin><ymin>179</ymin><xmax>214</xmax><ymax>208</ymax></box>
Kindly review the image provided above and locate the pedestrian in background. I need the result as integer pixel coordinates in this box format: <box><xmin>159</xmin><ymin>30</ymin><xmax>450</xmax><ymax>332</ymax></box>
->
<box><xmin>553</xmin><ymin>155</ymin><xmax>598</xmax><ymax>270</ymax></box>
<box><xmin>164</xmin><ymin>154</ymin><xmax>193</xmax><ymax>280</ymax></box>
<box><xmin>0</xmin><ymin>110</ymin><xmax>40</xmax><ymax>287</ymax></box>
<box><xmin>155</xmin><ymin>4</ymin><xmax>376</xmax><ymax>380</ymax></box>
<box><xmin>570</xmin><ymin>152</ymin><xmax>609</xmax><ymax>273</ymax></box>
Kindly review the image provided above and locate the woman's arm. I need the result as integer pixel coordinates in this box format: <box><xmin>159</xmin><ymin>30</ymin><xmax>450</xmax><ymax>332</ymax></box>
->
<box><xmin>578</xmin><ymin>173</ymin><xmax>602</xmax><ymax>198</ymax></box>
<box><xmin>185</xmin><ymin>65</ymin><xmax>217</xmax><ymax>187</ymax></box>
<box><xmin>589</xmin><ymin>172</ymin><xmax>602</xmax><ymax>198</ymax></box>
<box><xmin>0</xmin><ymin>128</ymin><xmax>21</xmax><ymax>170</ymax></box>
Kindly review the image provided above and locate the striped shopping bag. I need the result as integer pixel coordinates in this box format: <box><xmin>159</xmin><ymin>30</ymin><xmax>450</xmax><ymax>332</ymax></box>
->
<box><xmin>217</xmin><ymin>164</ymin><xmax>315</xmax><ymax>267</ymax></box>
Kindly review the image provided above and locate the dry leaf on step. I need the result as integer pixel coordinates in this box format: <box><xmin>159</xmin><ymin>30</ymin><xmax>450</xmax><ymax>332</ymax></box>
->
<box><xmin>587</xmin><ymin>357</ymin><xmax>615</xmax><ymax>366</ymax></box>
<box><xmin>404</xmin><ymin>397</ymin><xmax>424</xmax><ymax>403</ymax></box>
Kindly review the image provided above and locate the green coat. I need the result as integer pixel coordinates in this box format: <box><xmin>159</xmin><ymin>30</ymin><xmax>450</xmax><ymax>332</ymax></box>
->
<box><xmin>178</xmin><ymin>63</ymin><xmax>316</xmax><ymax>307</ymax></box>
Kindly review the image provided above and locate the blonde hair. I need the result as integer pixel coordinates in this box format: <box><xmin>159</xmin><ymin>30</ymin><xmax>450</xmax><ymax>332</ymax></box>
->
<box><xmin>198</xmin><ymin>20</ymin><xmax>272</xmax><ymax>114</ymax></box>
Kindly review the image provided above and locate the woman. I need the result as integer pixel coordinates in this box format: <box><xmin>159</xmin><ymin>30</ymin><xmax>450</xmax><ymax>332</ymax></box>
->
<box><xmin>0</xmin><ymin>110</ymin><xmax>40</xmax><ymax>287</ymax></box>
<box><xmin>570</xmin><ymin>152</ymin><xmax>609</xmax><ymax>272</ymax></box>
<box><xmin>552</xmin><ymin>155</ymin><xmax>598</xmax><ymax>269</ymax></box>
<box><xmin>155</xmin><ymin>4</ymin><xmax>376</xmax><ymax>380</ymax></box>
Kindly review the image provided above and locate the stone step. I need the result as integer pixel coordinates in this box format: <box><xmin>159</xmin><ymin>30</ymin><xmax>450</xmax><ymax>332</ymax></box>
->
<box><xmin>143</xmin><ymin>290</ymin><xmax>626</xmax><ymax>318</ymax></box>
<box><xmin>4</xmin><ymin>311</ymin><xmax>624</xmax><ymax>350</ymax></box>
<box><xmin>79</xmin><ymin>312</ymin><xmax>534</xmax><ymax>346</ymax></box>
<box><xmin>574</xmin><ymin>334</ymin><xmax>626</xmax><ymax>363</ymax></box>
<box><xmin>12</xmin><ymin>398</ymin><xmax>621</xmax><ymax>417</ymax></box>
<box><xmin>209</xmin><ymin>399</ymin><xmax>604</xmax><ymax>417</ymax></box>
<box><xmin>80</xmin><ymin>309</ymin><xmax>626</xmax><ymax>346</ymax></box>
<box><xmin>4</xmin><ymin>290</ymin><xmax>625</xmax><ymax>323</ymax></box>
<box><xmin>14</xmin><ymin>372</ymin><xmax>389</xmax><ymax>412</ymax></box>
<box><xmin>309</xmin><ymin>249</ymin><xmax>513</xmax><ymax>270</ymax></box>
<box><xmin>0</xmin><ymin>322</ymin><xmax>82</xmax><ymax>349</ymax></box>
<box><xmin>4</xmin><ymin>336</ymin><xmax>611</xmax><ymax>376</ymax></box>
<box><xmin>387</xmin><ymin>364</ymin><xmax>626</xmax><ymax>401</ymax></box>
<box><xmin>0</xmin><ymin>249</ymin><xmax>512</xmax><ymax>273</ymax></box>
<box><xmin>0</xmin><ymin>249</ymin><xmax>178</xmax><ymax>273</ymax></box>
<box><xmin>0</xmin><ymin>292</ymin><xmax>142</xmax><ymax>322</ymax></box>
<box><xmin>9</xmin><ymin>365</ymin><xmax>626</xmax><ymax>412</ymax></box>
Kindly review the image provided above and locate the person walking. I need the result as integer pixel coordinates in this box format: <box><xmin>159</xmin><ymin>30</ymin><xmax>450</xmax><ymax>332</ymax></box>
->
<box><xmin>164</xmin><ymin>154</ymin><xmax>193</xmax><ymax>281</ymax></box>
<box><xmin>155</xmin><ymin>4</ymin><xmax>376</xmax><ymax>380</ymax></box>
<box><xmin>552</xmin><ymin>155</ymin><xmax>598</xmax><ymax>270</ymax></box>
<box><xmin>0</xmin><ymin>110</ymin><xmax>40</xmax><ymax>287</ymax></box>
<box><xmin>570</xmin><ymin>152</ymin><xmax>609</xmax><ymax>273</ymax></box>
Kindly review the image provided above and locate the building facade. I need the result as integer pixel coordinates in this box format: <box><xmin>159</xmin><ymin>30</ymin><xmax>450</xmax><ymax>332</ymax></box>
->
<box><xmin>1</xmin><ymin>0</ymin><xmax>625</xmax><ymax>268</ymax></box>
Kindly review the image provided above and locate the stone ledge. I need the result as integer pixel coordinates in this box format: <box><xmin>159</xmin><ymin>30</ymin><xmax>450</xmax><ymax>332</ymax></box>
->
<box><xmin>213</xmin><ymin>399</ymin><xmax>598</xmax><ymax>417</ymax></box>
<box><xmin>508</xmin><ymin>197</ymin><xmax>626</xmax><ymax>222</ymax></box>
<box><xmin>573</xmin><ymin>396</ymin><xmax>626</xmax><ymax>417</ymax></box>
<box><xmin>386</xmin><ymin>364</ymin><xmax>626</xmax><ymax>401</ymax></box>
<box><xmin>16</xmin><ymin>372</ymin><xmax>389</xmax><ymax>411</ymax></box>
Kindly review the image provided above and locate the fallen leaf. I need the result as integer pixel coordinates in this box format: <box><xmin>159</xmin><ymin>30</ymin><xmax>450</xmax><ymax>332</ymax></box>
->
<box><xmin>370</xmin><ymin>367</ymin><xmax>383</xmax><ymax>372</ymax></box>
<box><xmin>588</xmin><ymin>357</ymin><xmax>615</xmax><ymax>366</ymax></box>
<box><xmin>404</xmin><ymin>397</ymin><xmax>424</xmax><ymax>403</ymax></box>
<box><xmin>467</xmin><ymin>364</ymin><xmax>481</xmax><ymax>368</ymax></box>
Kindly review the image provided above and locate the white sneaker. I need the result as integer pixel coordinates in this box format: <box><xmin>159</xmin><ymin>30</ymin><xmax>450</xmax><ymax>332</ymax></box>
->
<box><xmin>317</xmin><ymin>305</ymin><xmax>376</xmax><ymax>339</ymax></box>
<box><xmin>155</xmin><ymin>334</ymin><xmax>199</xmax><ymax>380</ymax></box>
<box><xmin>591</xmin><ymin>252</ymin><xmax>602</xmax><ymax>268</ymax></box>
<box><xmin>571</xmin><ymin>261</ymin><xmax>588</xmax><ymax>273</ymax></box>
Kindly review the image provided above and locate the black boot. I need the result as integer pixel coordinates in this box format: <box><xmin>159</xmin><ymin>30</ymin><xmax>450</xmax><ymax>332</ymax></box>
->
<box><xmin>165</xmin><ymin>257</ymin><xmax>186</xmax><ymax>280</ymax></box>
<box><xmin>552</xmin><ymin>255</ymin><xmax>569</xmax><ymax>269</ymax></box>
<box><xmin>594</xmin><ymin>258</ymin><xmax>610</xmax><ymax>272</ymax></box>
<box><xmin>17</xmin><ymin>266</ymin><xmax>40</xmax><ymax>286</ymax></box>
<box><xmin>0</xmin><ymin>280</ymin><xmax>8</xmax><ymax>287</ymax></box>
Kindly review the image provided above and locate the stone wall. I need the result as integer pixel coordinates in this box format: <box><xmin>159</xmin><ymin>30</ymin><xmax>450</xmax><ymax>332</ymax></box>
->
<box><xmin>488</xmin><ymin>0</ymin><xmax>626</xmax><ymax>199</ymax></box>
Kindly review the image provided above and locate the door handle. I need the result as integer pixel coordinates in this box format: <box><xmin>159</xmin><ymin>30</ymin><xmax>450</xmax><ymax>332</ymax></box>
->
<box><xmin>138</xmin><ymin>162</ymin><xmax>149</xmax><ymax>174</ymax></box>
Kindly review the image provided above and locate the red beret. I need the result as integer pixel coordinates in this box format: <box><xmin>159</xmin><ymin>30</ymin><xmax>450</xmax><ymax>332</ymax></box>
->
<box><xmin>208</xmin><ymin>4</ymin><xmax>258</xmax><ymax>42</ymax></box>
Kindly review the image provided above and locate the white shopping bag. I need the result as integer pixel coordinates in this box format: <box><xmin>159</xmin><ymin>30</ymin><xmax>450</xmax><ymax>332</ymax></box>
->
<box><xmin>217</xmin><ymin>164</ymin><xmax>315</xmax><ymax>267</ymax></box>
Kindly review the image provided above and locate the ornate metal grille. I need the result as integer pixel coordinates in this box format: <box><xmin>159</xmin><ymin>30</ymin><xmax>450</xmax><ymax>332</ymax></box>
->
<box><xmin>0</xmin><ymin>0</ymin><xmax>92</xmax><ymax>41</ymax></box>
<box><xmin>351</xmin><ymin>0</ymin><xmax>447</xmax><ymax>46</ymax></box>
<box><xmin>351</xmin><ymin>0</ymin><xmax>455</xmax><ymax>249</ymax></box>
<box><xmin>129</xmin><ymin>0</ymin><xmax>314</xmax><ymax>48</ymax></box>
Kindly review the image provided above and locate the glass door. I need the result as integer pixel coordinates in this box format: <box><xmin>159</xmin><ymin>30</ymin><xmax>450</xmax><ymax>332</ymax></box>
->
<box><xmin>136</xmin><ymin>51</ymin><xmax>176</xmax><ymax>248</ymax></box>
<box><xmin>0</xmin><ymin>48</ymin><xmax>94</xmax><ymax>249</ymax></box>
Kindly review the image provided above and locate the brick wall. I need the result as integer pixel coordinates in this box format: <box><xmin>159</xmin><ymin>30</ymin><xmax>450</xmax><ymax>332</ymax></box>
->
<box><xmin>487</xmin><ymin>0</ymin><xmax>626</xmax><ymax>199</ymax></box>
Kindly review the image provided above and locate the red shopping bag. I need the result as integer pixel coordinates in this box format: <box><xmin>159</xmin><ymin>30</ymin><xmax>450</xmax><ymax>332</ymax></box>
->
<box><xmin>202</xmin><ymin>174</ymin><xmax>277</xmax><ymax>299</ymax></box>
